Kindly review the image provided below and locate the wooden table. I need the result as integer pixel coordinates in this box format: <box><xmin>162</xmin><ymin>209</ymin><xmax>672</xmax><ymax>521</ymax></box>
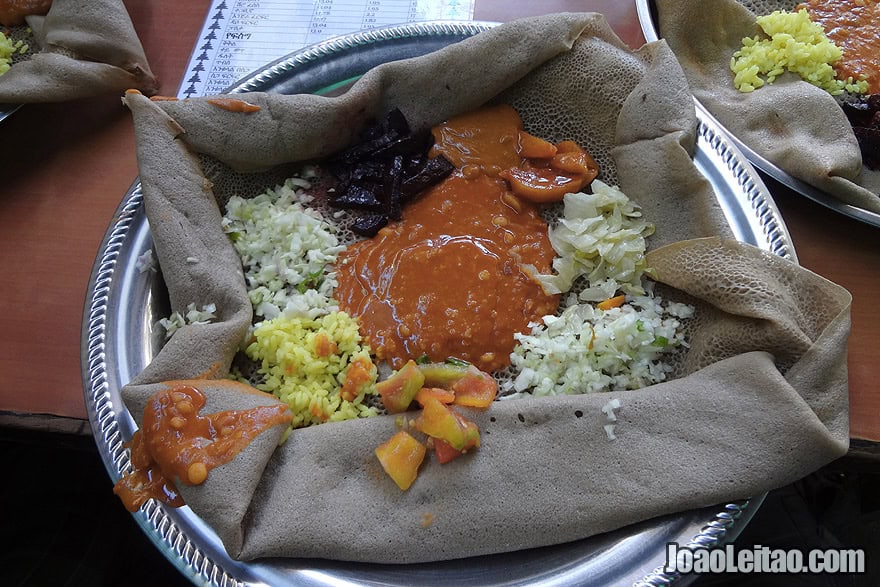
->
<box><xmin>1</xmin><ymin>0</ymin><xmax>878</xmax><ymax>443</ymax></box>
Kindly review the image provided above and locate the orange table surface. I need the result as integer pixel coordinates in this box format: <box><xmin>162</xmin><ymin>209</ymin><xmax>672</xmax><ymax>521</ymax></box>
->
<box><xmin>1</xmin><ymin>0</ymin><xmax>878</xmax><ymax>443</ymax></box>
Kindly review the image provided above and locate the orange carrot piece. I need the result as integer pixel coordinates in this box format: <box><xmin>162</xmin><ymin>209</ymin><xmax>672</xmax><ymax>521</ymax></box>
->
<box><xmin>517</xmin><ymin>131</ymin><xmax>558</xmax><ymax>159</ymax></box>
<box><xmin>597</xmin><ymin>295</ymin><xmax>626</xmax><ymax>310</ymax></box>
<box><xmin>207</xmin><ymin>97</ymin><xmax>262</xmax><ymax>113</ymax></box>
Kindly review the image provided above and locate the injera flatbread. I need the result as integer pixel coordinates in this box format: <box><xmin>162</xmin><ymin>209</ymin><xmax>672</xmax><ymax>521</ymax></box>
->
<box><xmin>655</xmin><ymin>0</ymin><xmax>880</xmax><ymax>213</ymax></box>
<box><xmin>119</xmin><ymin>13</ymin><xmax>850</xmax><ymax>564</ymax></box>
<box><xmin>0</xmin><ymin>0</ymin><xmax>157</xmax><ymax>102</ymax></box>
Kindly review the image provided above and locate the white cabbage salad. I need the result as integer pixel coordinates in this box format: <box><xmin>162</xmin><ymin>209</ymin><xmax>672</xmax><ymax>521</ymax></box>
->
<box><xmin>221</xmin><ymin>173</ymin><xmax>344</xmax><ymax>321</ymax></box>
<box><xmin>158</xmin><ymin>302</ymin><xmax>218</xmax><ymax>340</ymax></box>
<box><xmin>524</xmin><ymin>180</ymin><xmax>654</xmax><ymax>302</ymax></box>
<box><xmin>503</xmin><ymin>181</ymin><xmax>694</xmax><ymax>398</ymax></box>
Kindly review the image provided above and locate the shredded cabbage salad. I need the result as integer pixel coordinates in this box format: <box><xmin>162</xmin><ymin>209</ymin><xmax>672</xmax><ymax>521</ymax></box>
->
<box><xmin>221</xmin><ymin>174</ymin><xmax>345</xmax><ymax>321</ymax></box>
<box><xmin>524</xmin><ymin>180</ymin><xmax>654</xmax><ymax>302</ymax></box>
<box><xmin>158</xmin><ymin>302</ymin><xmax>218</xmax><ymax>339</ymax></box>
<box><xmin>506</xmin><ymin>292</ymin><xmax>693</xmax><ymax>397</ymax></box>
<box><xmin>505</xmin><ymin>180</ymin><xmax>694</xmax><ymax>398</ymax></box>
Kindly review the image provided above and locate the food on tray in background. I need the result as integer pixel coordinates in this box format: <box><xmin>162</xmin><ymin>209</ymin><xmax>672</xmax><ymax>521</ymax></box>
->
<box><xmin>730</xmin><ymin>9</ymin><xmax>868</xmax><ymax>95</ymax></box>
<box><xmin>0</xmin><ymin>0</ymin><xmax>51</xmax><ymax>27</ymax></box>
<box><xmin>841</xmin><ymin>93</ymin><xmax>880</xmax><ymax>170</ymax></box>
<box><xmin>729</xmin><ymin>3</ymin><xmax>880</xmax><ymax>174</ymax></box>
<box><xmin>788</xmin><ymin>1</ymin><xmax>880</xmax><ymax>170</ymax></box>
<box><xmin>0</xmin><ymin>0</ymin><xmax>158</xmax><ymax>102</ymax></box>
<box><xmin>795</xmin><ymin>0</ymin><xmax>880</xmax><ymax>95</ymax></box>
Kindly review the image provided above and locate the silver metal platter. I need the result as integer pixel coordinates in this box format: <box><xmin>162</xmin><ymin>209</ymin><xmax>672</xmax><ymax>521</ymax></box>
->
<box><xmin>0</xmin><ymin>103</ymin><xmax>21</xmax><ymax>122</ymax></box>
<box><xmin>82</xmin><ymin>21</ymin><xmax>793</xmax><ymax>587</ymax></box>
<box><xmin>636</xmin><ymin>0</ymin><xmax>880</xmax><ymax>228</ymax></box>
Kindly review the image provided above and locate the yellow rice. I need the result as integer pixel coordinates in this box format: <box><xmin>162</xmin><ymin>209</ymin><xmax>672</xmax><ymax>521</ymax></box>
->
<box><xmin>0</xmin><ymin>31</ymin><xmax>28</xmax><ymax>76</ymax></box>
<box><xmin>731</xmin><ymin>9</ymin><xmax>868</xmax><ymax>95</ymax></box>
<box><xmin>244</xmin><ymin>311</ymin><xmax>379</xmax><ymax>430</ymax></box>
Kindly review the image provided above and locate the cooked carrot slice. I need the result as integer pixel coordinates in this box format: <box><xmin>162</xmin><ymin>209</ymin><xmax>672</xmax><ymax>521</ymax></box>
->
<box><xmin>550</xmin><ymin>141</ymin><xmax>600</xmax><ymax>180</ymax></box>
<box><xmin>207</xmin><ymin>97</ymin><xmax>262</xmax><ymax>113</ymax></box>
<box><xmin>551</xmin><ymin>150</ymin><xmax>600</xmax><ymax>179</ymax></box>
<box><xmin>597</xmin><ymin>295</ymin><xmax>626</xmax><ymax>310</ymax></box>
<box><xmin>517</xmin><ymin>131</ymin><xmax>558</xmax><ymax>159</ymax></box>
<box><xmin>500</xmin><ymin>166</ymin><xmax>590</xmax><ymax>203</ymax></box>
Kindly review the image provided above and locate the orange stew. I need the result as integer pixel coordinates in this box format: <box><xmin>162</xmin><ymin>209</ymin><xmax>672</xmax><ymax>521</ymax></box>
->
<box><xmin>0</xmin><ymin>0</ymin><xmax>51</xmax><ymax>27</ymax></box>
<box><xmin>207</xmin><ymin>97</ymin><xmax>262</xmax><ymax>113</ymax></box>
<box><xmin>113</xmin><ymin>384</ymin><xmax>291</xmax><ymax>512</ymax></box>
<box><xmin>797</xmin><ymin>0</ymin><xmax>880</xmax><ymax>94</ymax></box>
<box><xmin>335</xmin><ymin>104</ymin><xmax>590</xmax><ymax>373</ymax></box>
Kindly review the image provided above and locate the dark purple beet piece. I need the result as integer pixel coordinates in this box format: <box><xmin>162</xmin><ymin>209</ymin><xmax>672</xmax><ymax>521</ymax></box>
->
<box><xmin>326</xmin><ymin>109</ymin><xmax>453</xmax><ymax>233</ymax></box>
<box><xmin>330</xmin><ymin>184</ymin><xmax>383</xmax><ymax>211</ymax></box>
<box><xmin>351</xmin><ymin>214</ymin><xmax>389</xmax><ymax>237</ymax></box>
<box><xmin>853</xmin><ymin>126</ymin><xmax>880</xmax><ymax>170</ymax></box>
<box><xmin>401</xmin><ymin>155</ymin><xmax>455</xmax><ymax>197</ymax></box>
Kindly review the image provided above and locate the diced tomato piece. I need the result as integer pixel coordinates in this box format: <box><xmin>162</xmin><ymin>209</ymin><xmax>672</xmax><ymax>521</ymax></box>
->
<box><xmin>415</xmin><ymin>386</ymin><xmax>456</xmax><ymax>407</ymax></box>
<box><xmin>414</xmin><ymin>398</ymin><xmax>480</xmax><ymax>451</ymax></box>
<box><xmin>417</xmin><ymin>362</ymin><xmax>469</xmax><ymax>387</ymax></box>
<box><xmin>375</xmin><ymin>430</ymin><xmax>427</xmax><ymax>491</ymax></box>
<box><xmin>433</xmin><ymin>438</ymin><xmax>466</xmax><ymax>464</ymax></box>
<box><xmin>376</xmin><ymin>360</ymin><xmax>425</xmax><ymax>413</ymax></box>
<box><xmin>451</xmin><ymin>368</ymin><xmax>497</xmax><ymax>408</ymax></box>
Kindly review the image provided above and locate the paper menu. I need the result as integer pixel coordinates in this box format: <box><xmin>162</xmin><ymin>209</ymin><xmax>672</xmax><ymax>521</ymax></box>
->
<box><xmin>178</xmin><ymin>0</ymin><xmax>475</xmax><ymax>98</ymax></box>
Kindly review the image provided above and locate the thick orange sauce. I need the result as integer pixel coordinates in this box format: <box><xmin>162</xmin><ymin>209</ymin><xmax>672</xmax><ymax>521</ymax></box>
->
<box><xmin>798</xmin><ymin>0</ymin><xmax>880</xmax><ymax>94</ymax></box>
<box><xmin>113</xmin><ymin>384</ymin><xmax>291</xmax><ymax>512</ymax></box>
<box><xmin>207</xmin><ymin>97</ymin><xmax>262</xmax><ymax>113</ymax></box>
<box><xmin>430</xmin><ymin>104</ymin><xmax>524</xmax><ymax>174</ymax></box>
<box><xmin>0</xmin><ymin>0</ymin><xmax>51</xmax><ymax>27</ymax></box>
<box><xmin>335</xmin><ymin>105</ymin><xmax>562</xmax><ymax>373</ymax></box>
